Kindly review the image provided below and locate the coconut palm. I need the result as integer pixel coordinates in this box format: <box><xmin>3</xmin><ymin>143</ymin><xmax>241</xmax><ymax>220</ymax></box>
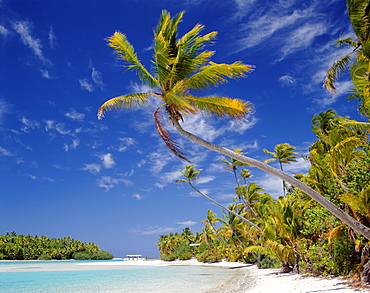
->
<box><xmin>98</xmin><ymin>10</ymin><xmax>370</xmax><ymax>240</ymax></box>
<box><xmin>263</xmin><ymin>143</ymin><xmax>299</xmax><ymax>196</ymax></box>
<box><xmin>176</xmin><ymin>164</ymin><xmax>261</xmax><ymax>231</ymax></box>
<box><xmin>324</xmin><ymin>0</ymin><xmax>370</xmax><ymax>117</ymax></box>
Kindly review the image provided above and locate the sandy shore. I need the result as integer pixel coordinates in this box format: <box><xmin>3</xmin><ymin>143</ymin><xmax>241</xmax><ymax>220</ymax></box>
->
<box><xmin>78</xmin><ymin>259</ymin><xmax>369</xmax><ymax>292</ymax></box>
<box><xmin>1</xmin><ymin>259</ymin><xmax>369</xmax><ymax>292</ymax></box>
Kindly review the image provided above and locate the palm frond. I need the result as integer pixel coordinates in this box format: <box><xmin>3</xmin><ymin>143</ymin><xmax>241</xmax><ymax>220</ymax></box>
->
<box><xmin>154</xmin><ymin>106</ymin><xmax>190</xmax><ymax>162</ymax></box>
<box><xmin>106</xmin><ymin>32</ymin><xmax>157</xmax><ymax>87</ymax></box>
<box><xmin>185</xmin><ymin>95</ymin><xmax>251</xmax><ymax>119</ymax></box>
<box><xmin>324</xmin><ymin>52</ymin><xmax>354</xmax><ymax>93</ymax></box>
<box><xmin>97</xmin><ymin>93</ymin><xmax>152</xmax><ymax>119</ymax></box>
<box><xmin>185</xmin><ymin>61</ymin><xmax>254</xmax><ymax>90</ymax></box>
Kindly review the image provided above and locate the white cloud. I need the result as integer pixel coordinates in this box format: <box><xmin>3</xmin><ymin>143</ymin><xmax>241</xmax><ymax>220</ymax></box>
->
<box><xmin>238</xmin><ymin>8</ymin><xmax>307</xmax><ymax>50</ymax></box>
<box><xmin>0</xmin><ymin>99</ymin><xmax>12</xmax><ymax>124</ymax></box>
<box><xmin>81</xmin><ymin>163</ymin><xmax>101</xmax><ymax>174</ymax></box>
<box><xmin>278</xmin><ymin>22</ymin><xmax>327</xmax><ymax>61</ymax></box>
<box><xmin>132</xmin><ymin>193</ymin><xmax>143</xmax><ymax>200</ymax></box>
<box><xmin>226</xmin><ymin>115</ymin><xmax>258</xmax><ymax>134</ymax></box>
<box><xmin>79</xmin><ymin>78</ymin><xmax>94</xmax><ymax>92</ymax></box>
<box><xmin>40</xmin><ymin>69</ymin><xmax>51</xmax><ymax>79</ymax></box>
<box><xmin>0</xmin><ymin>146</ymin><xmax>12</xmax><ymax>157</ymax></box>
<box><xmin>20</xmin><ymin>116</ymin><xmax>40</xmax><ymax>132</ymax></box>
<box><xmin>99</xmin><ymin>153</ymin><xmax>115</xmax><ymax>168</ymax></box>
<box><xmin>258</xmin><ymin>174</ymin><xmax>284</xmax><ymax>198</ymax></box>
<box><xmin>279</xmin><ymin>75</ymin><xmax>295</xmax><ymax>86</ymax></box>
<box><xmin>176</xmin><ymin>220</ymin><xmax>197</xmax><ymax>226</ymax></box>
<box><xmin>197</xmin><ymin>175</ymin><xmax>216</xmax><ymax>184</ymax></box>
<box><xmin>0</xmin><ymin>25</ymin><xmax>10</xmax><ymax>37</ymax></box>
<box><xmin>64</xmin><ymin>138</ymin><xmax>80</xmax><ymax>152</ymax></box>
<box><xmin>48</xmin><ymin>26</ymin><xmax>57</xmax><ymax>49</ymax></box>
<box><xmin>131</xmin><ymin>225</ymin><xmax>177</xmax><ymax>235</ymax></box>
<box><xmin>65</xmin><ymin>109</ymin><xmax>85</xmax><ymax>121</ymax></box>
<box><xmin>91</xmin><ymin>68</ymin><xmax>104</xmax><ymax>89</ymax></box>
<box><xmin>12</xmin><ymin>21</ymin><xmax>52</xmax><ymax>65</ymax></box>
<box><xmin>97</xmin><ymin>175</ymin><xmax>131</xmax><ymax>190</ymax></box>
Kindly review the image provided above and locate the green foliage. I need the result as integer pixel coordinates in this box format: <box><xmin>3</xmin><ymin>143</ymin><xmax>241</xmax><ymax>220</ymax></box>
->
<box><xmin>0</xmin><ymin>233</ymin><xmax>113</xmax><ymax>260</ymax></box>
<box><xmin>161</xmin><ymin>254</ymin><xmax>177</xmax><ymax>261</ymax></box>
<box><xmin>256</xmin><ymin>254</ymin><xmax>279</xmax><ymax>269</ymax></box>
<box><xmin>299</xmin><ymin>234</ymin><xmax>360</xmax><ymax>276</ymax></box>
<box><xmin>197</xmin><ymin>250</ymin><xmax>223</xmax><ymax>263</ymax></box>
<box><xmin>72</xmin><ymin>249</ymin><xmax>114</xmax><ymax>260</ymax></box>
<box><xmin>37</xmin><ymin>254</ymin><xmax>52</xmax><ymax>260</ymax></box>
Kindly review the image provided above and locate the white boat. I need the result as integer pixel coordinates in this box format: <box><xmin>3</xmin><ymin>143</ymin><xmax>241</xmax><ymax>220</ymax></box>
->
<box><xmin>123</xmin><ymin>254</ymin><xmax>146</xmax><ymax>261</ymax></box>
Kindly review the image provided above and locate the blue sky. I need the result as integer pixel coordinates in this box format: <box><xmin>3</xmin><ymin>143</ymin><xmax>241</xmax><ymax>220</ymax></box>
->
<box><xmin>0</xmin><ymin>0</ymin><xmax>363</xmax><ymax>257</ymax></box>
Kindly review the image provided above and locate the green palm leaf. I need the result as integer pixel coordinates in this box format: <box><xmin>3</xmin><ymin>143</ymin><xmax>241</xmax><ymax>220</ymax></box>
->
<box><xmin>98</xmin><ymin>93</ymin><xmax>152</xmax><ymax>119</ymax></box>
<box><xmin>107</xmin><ymin>32</ymin><xmax>157</xmax><ymax>87</ymax></box>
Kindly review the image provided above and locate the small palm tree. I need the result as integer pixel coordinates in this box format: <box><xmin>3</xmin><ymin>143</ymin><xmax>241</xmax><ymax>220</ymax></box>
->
<box><xmin>98</xmin><ymin>10</ymin><xmax>370</xmax><ymax>240</ymax></box>
<box><xmin>176</xmin><ymin>164</ymin><xmax>261</xmax><ymax>231</ymax></box>
<box><xmin>263</xmin><ymin>143</ymin><xmax>299</xmax><ymax>195</ymax></box>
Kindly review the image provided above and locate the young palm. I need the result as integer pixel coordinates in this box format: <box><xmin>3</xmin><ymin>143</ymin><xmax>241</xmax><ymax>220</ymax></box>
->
<box><xmin>263</xmin><ymin>143</ymin><xmax>299</xmax><ymax>196</ymax></box>
<box><xmin>98</xmin><ymin>10</ymin><xmax>370</xmax><ymax>240</ymax></box>
<box><xmin>176</xmin><ymin>165</ymin><xmax>261</xmax><ymax>231</ymax></box>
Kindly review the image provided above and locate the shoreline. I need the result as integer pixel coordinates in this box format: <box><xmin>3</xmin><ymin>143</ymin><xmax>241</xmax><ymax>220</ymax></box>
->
<box><xmin>0</xmin><ymin>259</ymin><xmax>369</xmax><ymax>292</ymax></box>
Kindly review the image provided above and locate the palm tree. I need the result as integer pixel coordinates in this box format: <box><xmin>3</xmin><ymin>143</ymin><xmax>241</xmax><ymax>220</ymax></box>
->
<box><xmin>221</xmin><ymin>149</ymin><xmax>249</xmax><ymax>202</ymax></box>
<box><xmin>263</xmin><ymin>143</ymin><xmax>299</xmax><ymax>196</ymax></box>
<box><xmin>98</xmin><ymin>10</ymin><xmax>370</xmax><ymax>240</ymax></box>
<box><xmin>176</xmin><ymin>164</ymin><xmax>261</xmax><ymax>231</ymax></box>
<box><xmin>324</xmin><ymin>0</ymin><xmax>370</xmax><ymax>117</ymax></box>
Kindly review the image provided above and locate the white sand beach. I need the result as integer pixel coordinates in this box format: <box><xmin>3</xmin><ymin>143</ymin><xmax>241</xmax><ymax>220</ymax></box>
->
<box><xmin>78</xmin><ymin>259</ymin><xmax>369</xmax><ymax>292</ymax></box>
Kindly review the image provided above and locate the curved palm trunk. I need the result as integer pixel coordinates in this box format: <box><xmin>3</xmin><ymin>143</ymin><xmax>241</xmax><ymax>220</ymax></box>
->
<box><xmin>188</xmin><ymin>181</ymin><xmax>261</xmax><ymax>232</ymax></box>
<box><xmin>172</xmin><ymin>119</ymin><xmax>370</xmax><ymax>240</ymax></box>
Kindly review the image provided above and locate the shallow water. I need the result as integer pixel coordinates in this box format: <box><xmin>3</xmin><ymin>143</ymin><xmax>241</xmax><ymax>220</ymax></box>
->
<box><xmin>0</xmin><ymin>261</ymin><xmax>247</xmax><ymax>293</ymax></box>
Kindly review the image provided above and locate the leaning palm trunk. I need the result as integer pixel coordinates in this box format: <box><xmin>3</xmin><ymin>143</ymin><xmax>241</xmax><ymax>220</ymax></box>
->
<box><xmin>171</xmin><ymin>118</ymin><xmax>370</xmax><ymax>240</ymax></box>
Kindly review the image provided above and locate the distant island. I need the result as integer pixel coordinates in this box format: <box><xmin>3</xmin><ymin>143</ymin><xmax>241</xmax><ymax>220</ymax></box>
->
<box><xmin>0</xmin><ymin>232</ymin><xmax>113</xmax><ymax>260</ymax></box>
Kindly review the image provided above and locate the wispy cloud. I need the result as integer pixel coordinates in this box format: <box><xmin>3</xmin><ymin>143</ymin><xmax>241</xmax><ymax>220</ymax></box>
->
<box><xmin>277</xmin><ymin>22</ymin><xmax>327</xmax><ymax>61</ymax></box>
<box><xmin>81</xmin><ymin>163</ymin><xmax>101</xmax><ymax>174</ymax></box>
<box><xmin>20</xmin><ymin>116</ymin><xmax>40</xmax><ymax>132</ymax></box>
<box><xmin>79</xmin><ymin>78</ymin><xmax>94</xmax><ymax>92</ymax></box>
<box><xmin>0</xmin><ymin>25</ymin><xmax>10</xmax><ymax>37</ymax></box>
<box><xmin>48</xmin><ymin>26</ymin><xmax>57</xmax><ymax>49</ymax></box>
<box><xmin>132</xmin><ymin>193</ymin><xmax>143</xmax><ymax>200</ymax></box>
<box><xmin>97</xmin><ymin>175</ymin><xmax>131</xmax><ymax>191</ymax></box>
<box><xmin>40</xmin><ymin>69</ymin><xmax>52</xmax><ymax>79</ymax></box>
<box><xmin>65</xmin><ymin>109</ymin><xmax>85</xmax><ymax>121</ymax></box>
<box><xmin>12</xmin><ymin>20</ymin><xmax>52</xmax><ymax>65</ymax></box>
<box><xmin>64</xmin><ymin>138</ymin><xmax>80</xmax><ymax>152</ymax></box>
<box><xmin>91</xmin><ymin>67</ymin><xmax>104</xmax><ymax>89</ymax></box>
<box><xmin>279</xmin><ymin>75</ymin><xmax>296</xmax><ymax>86</ymax></box>
<box><xmin>0</xmin><ymin>146</ymin><xmax>12</xmax><ymax>157</ymax></box>
<box><xmin>0</xmin><ymin>99</ymin><xmax>12</xmax><ymax>124</ymax></box>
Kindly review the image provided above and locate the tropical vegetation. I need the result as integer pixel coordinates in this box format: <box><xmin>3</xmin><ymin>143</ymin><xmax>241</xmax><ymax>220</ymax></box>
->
<box><xmin>99</xmin><ymin>0</ymin><xmax>370</xmax><ymax>283</ymax></box>
<box><xmin>98</xmin><ymin>9</ymin><xmax>370</xmax><ymax>241</ymax></box>
<box><xmin>157</xmin><ymin>116</ymin><xmax>370</xmax><ymax>277</ymax></box>
<box><xmin>0</xmin><ymin>232</ymin><xmax>113</xmax><ymax>260</ymax></box>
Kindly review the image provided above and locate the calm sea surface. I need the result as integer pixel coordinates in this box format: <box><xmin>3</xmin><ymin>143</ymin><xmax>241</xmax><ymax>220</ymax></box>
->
<box><xmin>0</xmin><ymin>260</ymin><xmax>246</xmax><ymax>292</ymax></box>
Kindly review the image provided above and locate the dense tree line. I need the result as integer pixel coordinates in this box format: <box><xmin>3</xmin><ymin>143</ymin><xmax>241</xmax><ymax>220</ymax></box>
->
<box><xmin>157</xmin><ymin>110</ymin><xmax>370</xmax><ymax>279</ymax></box>
<box><xmin>0</xmin><ymin>232</ymin><xmax>113</xmax><ymax>260</ymax></box>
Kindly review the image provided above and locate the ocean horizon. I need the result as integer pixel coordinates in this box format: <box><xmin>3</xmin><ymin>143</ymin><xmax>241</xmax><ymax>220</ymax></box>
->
<box><xmin>0</xmin><ymin>260</ymin><xmax>249</xmax><ymax>292</ymax></box>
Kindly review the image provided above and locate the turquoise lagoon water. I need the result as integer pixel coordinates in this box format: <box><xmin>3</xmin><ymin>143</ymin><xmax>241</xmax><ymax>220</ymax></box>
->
<box><xmin>0</xmin><ymin>261</ymin><xmax>246</xmax><ymax>292</ymax></box>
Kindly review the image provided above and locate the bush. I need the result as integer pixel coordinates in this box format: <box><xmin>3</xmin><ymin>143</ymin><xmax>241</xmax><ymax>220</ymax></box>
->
<box><xmin>197</xmin><ymin>250</ymin><xmax>223</xmax><ymax>263</ymax></box>
<box><xmin>256</xmin><ymin>254</ymin><xmax>278</xmax><ymax>269</ymax></box>
<box><xmin>91</xmin><ymin>251</ymin><xmax>114</xmax><ymax>260</ymax></box>
<box><xmin>38</xmin><ymin>254</ymin><xmax>52</xmax><ymax>260</ymax></box>
<box><xmin>73</xmin><ymin>250</ymin><xmax>92</xmax><ymax>260</ymax></box>
<box><xmin>161</xmin><ymin>254</ymin><xmax>177</xmax><ymax>261</ymax></box>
